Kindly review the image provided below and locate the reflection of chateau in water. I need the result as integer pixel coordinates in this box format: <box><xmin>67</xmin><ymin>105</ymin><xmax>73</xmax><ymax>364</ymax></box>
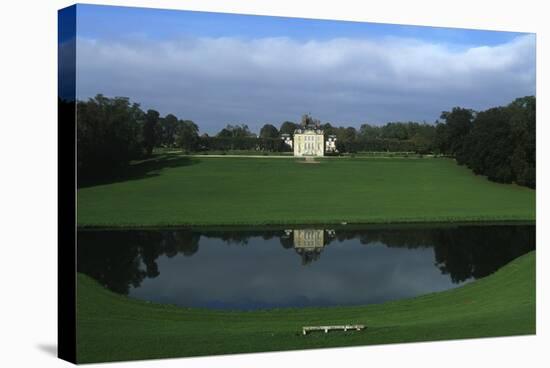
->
<box><xmin>77</xmin><ymin>225</ymin><xmax>535</xmax><ymax>304</ymax></box>
<box><xmin>285</xmin><ymin>229</ymin><xmax>336</xmax><ymax>264</ymax></box>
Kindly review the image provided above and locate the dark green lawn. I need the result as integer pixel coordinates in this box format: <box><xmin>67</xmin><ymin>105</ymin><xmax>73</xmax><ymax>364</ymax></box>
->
<box><xmin>76</xmin><ymin>251</ymin><xmax>535</xmax><ymax>363</ymax></box>
<box><xmin>77</xmin><ymin>155</ymin><xmax>535</xmax><ymax>227</ymax></box>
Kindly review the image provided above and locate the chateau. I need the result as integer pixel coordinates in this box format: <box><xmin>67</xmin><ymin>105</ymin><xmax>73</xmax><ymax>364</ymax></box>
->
<box><xmin>294</xmin><ymin>125</ymin><xmax>324</xmax><ymax>157</ymax></box>
<box><xmin>281</xmin><ymin>114</ymin><xmax>337</xmax><ymax>157</ymax></box>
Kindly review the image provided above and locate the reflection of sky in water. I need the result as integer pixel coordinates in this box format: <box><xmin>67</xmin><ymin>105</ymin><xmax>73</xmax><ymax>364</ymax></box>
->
<box><xmin>129</xmin><ymin>235</ymin><xmax>471</xmax><ymax>310</ymax></box>
<box><xmin>78</xmin><ymin>225</ymin><xmax>534</xmax><ymax>310</ymax></box>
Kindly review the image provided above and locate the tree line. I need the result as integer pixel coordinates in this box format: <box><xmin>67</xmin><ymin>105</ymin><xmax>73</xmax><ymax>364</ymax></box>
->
<box><xmin>78</xmin><ymin>225</ymin><xmax>533</xmax><ymax>294</ymax></box>
<box><xmin>434</xmin><ymin>96</ymin><xmax>535</xmax><ymax>188</ymax></box>
<box><xmin>72</xmin><ymin>94</ymin><xmax>535</xmax><ymax>188</ymax></box>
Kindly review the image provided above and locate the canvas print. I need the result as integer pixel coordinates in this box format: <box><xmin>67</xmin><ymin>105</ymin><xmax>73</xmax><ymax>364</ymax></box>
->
<box><xmin>58</xmin><ymin>4</ymin><xmax>536</xmax><ymax>364</ymax></box>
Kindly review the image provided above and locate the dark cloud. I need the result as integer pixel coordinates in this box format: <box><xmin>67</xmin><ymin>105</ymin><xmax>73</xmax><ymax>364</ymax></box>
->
<box><xmin>76</xmin><ymin>34</ymin><xmax>535</xmax><ymax>133</ymax></box>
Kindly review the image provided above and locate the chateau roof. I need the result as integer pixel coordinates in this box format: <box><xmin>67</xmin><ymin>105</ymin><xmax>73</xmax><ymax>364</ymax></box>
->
<box><xmin>294</xmin><ymin>128</ymin><xmax>324</xmax><ymax>134</ymax></box>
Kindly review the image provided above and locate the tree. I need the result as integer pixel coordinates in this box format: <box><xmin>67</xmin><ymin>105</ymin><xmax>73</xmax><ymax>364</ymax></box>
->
<box><xmin>437</xmin><ymin>96</ymin><xmax>535</xmax><ymax>188</ymax></box>
<box><xmin>321</xmin><ymin>122</ymin><xmax>337</xmax><ymax>135</ymax></box>
<box><xmin>143</xmin><ymin>109</ymin><xmax>160</xmax><ymax>156</ymax></box>
<box><xmin>213</xmin><ymin>124</ymin><xmax>255</xmax><ymax>151</ymax></box>
<box><xmin>175</xmin><ymin>120</ymin><xmax>199</xmax><ymax>152</ymax></box>
<box><xmin>259</xmin><ymin>124</ymin><xmax>279</xmax><ymax>139</ymax></box>
<box><xmin>508</xmin><ymin>96</ymin><xmax>536</xmax><ymax>188</ymax></box>
<box><xmin>344</xmin><ymin>126</ymin><xmax>358</xmax><ymax>142</ymax></box>
<box><xmin>76</xmin><ymin>94</ymin><xmax>144</xmax><ymax>185</ymax></box>
<box><xmin>410</xmin><ymin>132</ymin><xmax>431</xmax><ymax>154</ymax></box>
<box><xmin>439</xmin><ymin>107</ymin><xmax>475</xmax><ymax>162</ymax></box>
<box><xmin>463</xmin><ymin>107</ymin><xmax>513</xmax><ymax>180</ymax></box>
<box><xmin>216</xmin><ymin>124</ymin><xmax>254</xmax><ymax>138</ymax></box>
<box><xmin>434</xmin><ymin>122</ymin><xmax>449</xmax><ymax>154</ymax></box>
<box><xmin>279</xmin><ymin>121</ymin><xmax>299</xmax><ymax>135</ymax></box>
<box><xmin>158</xmin><ymin>113</ymin><xmax>178</xmax><ymax>147</ymax></box>
<box><xmin>217</xmin><ymin>128</ymin><xmax>233</xmax><ymax>138</ymax></box>
<box><xmin>359</xmin><ymin>124</ymin><xmax>380</xmax><ymax>140</ymax></box>
<box><xmin>381</xmin><ymin>122</ymin><xmax>409</xmax><ymax>140</ymax></box>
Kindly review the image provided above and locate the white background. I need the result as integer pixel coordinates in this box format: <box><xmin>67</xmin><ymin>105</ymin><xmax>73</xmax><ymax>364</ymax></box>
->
<box><xmin>0</xmin><ymin>0</ymin><xmax>547</xmax><ymax>367</ymax></box>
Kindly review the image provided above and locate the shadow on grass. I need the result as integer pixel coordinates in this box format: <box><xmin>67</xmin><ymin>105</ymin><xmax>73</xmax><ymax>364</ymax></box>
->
<box><xmin>78</xmin><ymin>154</ymin><xmax>198</xmax><ymax>189</ymax></box>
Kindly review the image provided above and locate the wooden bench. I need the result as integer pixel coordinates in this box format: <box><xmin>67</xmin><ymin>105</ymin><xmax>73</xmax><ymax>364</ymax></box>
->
<box><xmin>302</xmin><ymin>324</ymin><xmax>365</xmax><ymax>335</ymax></box>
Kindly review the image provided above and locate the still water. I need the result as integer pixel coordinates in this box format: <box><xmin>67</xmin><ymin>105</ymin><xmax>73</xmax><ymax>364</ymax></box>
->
<box><xmin>78</xmin><ymin>224</ymin><xmax>534</xmax><ymax>310</ymax></box>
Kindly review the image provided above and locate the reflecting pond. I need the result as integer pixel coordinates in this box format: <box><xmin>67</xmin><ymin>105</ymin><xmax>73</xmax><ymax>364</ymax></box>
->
<box><xmin>77</xmin><ymin>223</ymin><xmax>535</xmax><ymax>310</ymax></box>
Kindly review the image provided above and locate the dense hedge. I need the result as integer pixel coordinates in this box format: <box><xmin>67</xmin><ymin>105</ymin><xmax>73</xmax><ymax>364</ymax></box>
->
<box><xmin>197</xmin><ymin>137</ymin><xmax>291</xmax><ymax>152</ymax></box>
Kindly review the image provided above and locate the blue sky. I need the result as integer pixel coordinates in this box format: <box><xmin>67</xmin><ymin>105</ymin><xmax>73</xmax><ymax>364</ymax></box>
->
<box><xmin>70</xmin><ymin>4</ymin><xmax>536</xmax><ymax>134</ymax></box>
<box><xmin>75</xmin><ymin>4</ymin><xmax>524</xmax><ymax>46</ymax></box>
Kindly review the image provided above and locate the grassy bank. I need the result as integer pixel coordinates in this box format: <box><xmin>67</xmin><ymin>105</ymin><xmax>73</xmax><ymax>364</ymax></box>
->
<box><xmin>76</xmin><ymin>251</ymin><xmax>535</xmax><ymax>363</ymax></box>
<box><xmin>77</xmin><ymin>155</ymin><xmax>535</xmax><ymax>227</ymax></box>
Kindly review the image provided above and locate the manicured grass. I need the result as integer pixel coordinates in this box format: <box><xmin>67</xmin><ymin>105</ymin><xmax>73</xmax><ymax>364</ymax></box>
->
<box><xmin>76</xmin><ymin>251</ymin><xmax>535</xmax><ymax>363</ymax></box>
<box><xmin>77</xmin><ymin>155</ymin><xmax>535</xmax><ymax>227</ymax></box>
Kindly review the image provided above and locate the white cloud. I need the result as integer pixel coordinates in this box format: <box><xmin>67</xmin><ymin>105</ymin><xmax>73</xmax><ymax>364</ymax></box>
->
<box><xmin>76</xmin><ymin>34</ymin><xmax>535</xmax><ymax>133</ymax></box>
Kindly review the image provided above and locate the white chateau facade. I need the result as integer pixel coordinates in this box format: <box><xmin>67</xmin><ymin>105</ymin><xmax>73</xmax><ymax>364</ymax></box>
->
<box><xmin>294</xmin><ymin>127</ymin><xmax>324</xmax><ymax>157</ymax></box>
<box><xmin>281</xmin><ymin>114</ymin><xmax>337</xmax><ymax>157</ymax></box>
